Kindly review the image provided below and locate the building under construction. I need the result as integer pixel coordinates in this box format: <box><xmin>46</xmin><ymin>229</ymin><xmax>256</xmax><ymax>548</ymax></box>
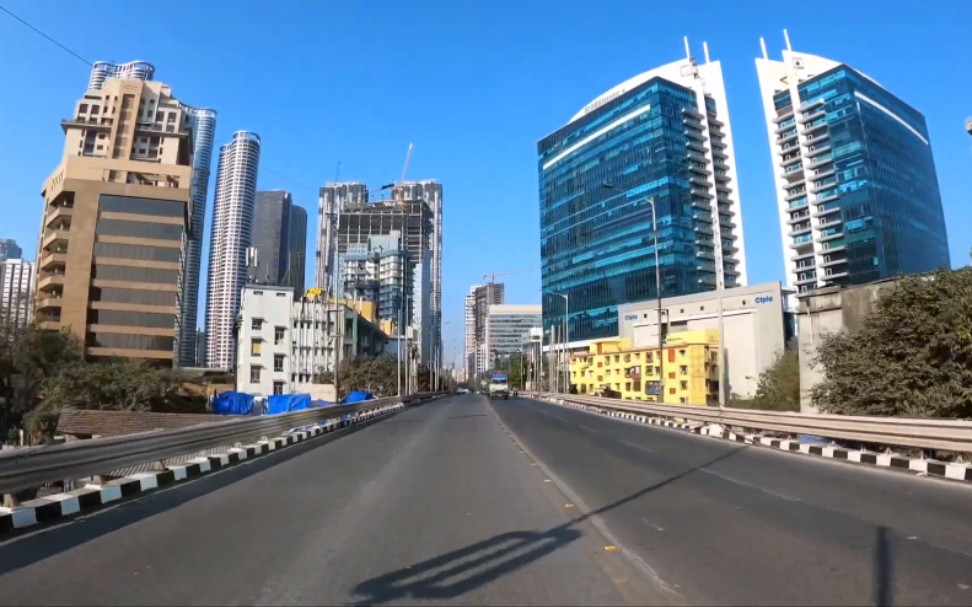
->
<box><xmin>316</xmin><ymin>181</ymin><xmax>442</xmax><ymax>364</ymax></box>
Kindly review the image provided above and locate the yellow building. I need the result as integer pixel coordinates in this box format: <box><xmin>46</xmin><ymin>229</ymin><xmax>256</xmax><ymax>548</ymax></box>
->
<box><xmin>570</xmin><ymin>330</ymin><xmax>720</xmax><ymax>405</ymax></box>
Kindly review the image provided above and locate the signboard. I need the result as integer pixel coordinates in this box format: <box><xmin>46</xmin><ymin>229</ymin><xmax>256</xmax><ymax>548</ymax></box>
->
<box><xmin>645</xmin><ymin>381</ymin><xmax>661</xmax><ymax>395</ymax></box>
<box><xmin>755</xmin><ymin>296</ymin><xmax>774</xmax><ymax>304</ymax></box>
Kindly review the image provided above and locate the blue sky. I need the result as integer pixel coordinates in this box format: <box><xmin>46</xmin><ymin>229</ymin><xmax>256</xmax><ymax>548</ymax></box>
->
<box><xmin>2</xmin><ymin>0</ymin><xmax>971</xmax><ymax>364</ymax></box>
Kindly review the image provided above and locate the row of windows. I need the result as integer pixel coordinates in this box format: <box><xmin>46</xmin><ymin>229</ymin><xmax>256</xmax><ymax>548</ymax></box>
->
<box><xmin>95</xmin><ymin>242</ymin><xmax>182</xmax><ymax>263</ymax></box>
<box><xmin>100</xmin><ymin>195</ymin><xmax>184</xmax><ymax>218</ymax></box>
<box><xmin>88</xmin><ymin>309</ymin><xmax>176</xmax><ymax>329</ymax></box>
<box><xmin>93</xmin><ymin>264</ymin><xmax>180</xmax><ymax>284</ymax></box>
<box><xmin>89</xmin><ymin>333</ymin><xmax>174</xmax><ymax>352</ymax></box>
<box><xmin>97</xmin><ymin>218</ymin><xmax>183</xmax><ymax>241</ymax></box>
<box><xmin>92</xmin><ymin>287</ymin><xmax>178</xmax><ymax>307</ymax></box>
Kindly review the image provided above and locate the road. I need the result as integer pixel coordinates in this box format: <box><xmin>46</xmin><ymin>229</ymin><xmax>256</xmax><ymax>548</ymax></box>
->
<box><xmin>491</xmin><ymin>396</ymin><xmax>972</xmax><ymax>606</ymax></box>
<box><xmin>0</xmin><ymin>395</ymin><xmax>665</xmax><ymax>606</ymax></box>
<box><xmin>1</xmin><ymin>394</ymin><xmax>971</xmax><ymax>606</ymax></box>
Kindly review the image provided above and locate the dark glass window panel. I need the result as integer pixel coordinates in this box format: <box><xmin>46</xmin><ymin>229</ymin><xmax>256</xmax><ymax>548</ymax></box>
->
<box><xmin>96</xmin><ymin>219</ymin><xmax>183</xmax><ymax>241</ymax></box>
<box><xmin>95</xmin><ymin>242</ymin><xmax>182</xmax><ymax>262</ymax></box>
<box><xmin>93</xmin><ymin>264</ymin><xmax>180</xmax><ymax>284</ymax></box>
<box><xmin>100</xmin><ymin>194</ymin><xmax>184</xmax><ymax>217</ymax></box>
<box><xmin>88</xmin><ymin>309</ymin><xmax>176</xmax><ymax>329</ymax></box>
<box><xmin>91</xmin><ymin>287</ymin><xmax>178</xmax><ymax>306</ymax></box>
<box><xmin>90</xmin><ymin>333</ymin><xmax>175</xmax><ymax>351</ymax></box>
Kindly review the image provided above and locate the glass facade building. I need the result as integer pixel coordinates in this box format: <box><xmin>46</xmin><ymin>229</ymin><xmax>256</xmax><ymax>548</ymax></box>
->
<box><xmin>537</xmin><ymin>48</ymin><xmax>747</xmax><ymax>344</ymax></box>
<box><xmin>486</xmin><ymin>304</ymin><xmax>542</xmax><ymax>368</ymax></box>
<box><xmin>756</xmin><ymin>44</ymin><xmax>950</xmax><ymax>294</ymax></box>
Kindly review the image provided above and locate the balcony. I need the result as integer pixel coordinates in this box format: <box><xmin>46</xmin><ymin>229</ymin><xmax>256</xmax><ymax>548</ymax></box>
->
<box><xmin>36</xmin><ymin>295</ymin><xmax>63</xmax><ymax>310</ymax></box>
<box><xmin>686</xmin><ymin>139</ymin><xmax>708</xmax><ymax>153</ymax></box>
<box><xmin>813</xmin><ymin>204</ymin><xmax>840</xmax><ymax>219</ymax></box>
<box><xmin>38</xmin><ymin>252</ymin><xmax>68</xmax><ymax>272</ymax></box>
<box><xmin>41</xmin><ymin>229</ymin><xmax>70</xmax><ymax>251</ymax></box>
<box><xmin>799</xmin><ymin>108</ymin><xmax>827</xmax><ymax>124</ymax></box>
<box><xmin>37</xmin><ymin>320</ymin><xmax>62</xmax><ymax>331</ymax></box>
<box><xmin>37</xmin><ymin>273</ymin><xmax>65</xmax><ymax>293</ymax></box>
<box><xmin>45</xmin><ymin>205</ymin><xmax>74</xmax><ymax>228</ymax></box>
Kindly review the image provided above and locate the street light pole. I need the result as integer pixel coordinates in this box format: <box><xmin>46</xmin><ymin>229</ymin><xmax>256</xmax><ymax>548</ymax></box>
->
<box><xmin>542</xmin><ymin>291</ymin><xmax>569</xmax><ymax>394</ymax></box>
<box><xmin>603</xmin><ymin>184</ymin><xmax>664</xmax><ymax>402</ymax></box>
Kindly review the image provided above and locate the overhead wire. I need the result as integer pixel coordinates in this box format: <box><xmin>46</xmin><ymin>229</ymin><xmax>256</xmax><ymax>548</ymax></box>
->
<box><xmin>0</xmin><ymin>3</ymin><xmax>93</xmax><ymax>67</ymax></box>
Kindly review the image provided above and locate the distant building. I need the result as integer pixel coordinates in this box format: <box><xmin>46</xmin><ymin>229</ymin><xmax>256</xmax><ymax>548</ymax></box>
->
<box><xmin>617</xmin><ymin>282</ymin><xmax>793</xmax><ymax>399</ymax></box>
<box><xmin>251</xmin><ymin>190</ymin><xmax>307</xmax><ymax>295</ymax></box>
<box><xmin>466</xmin><ymin>283</ymin><xmax>504</xmax><ymax>375</ymax></box>
<box><xmin>194</xmin><ymin>329</ymin><xmax>207</xmax><ymax>368</ymax></box>
<box><xmin>236</xmin><ymin>285</ymin><xmax>389</xmax><ymax>397</ymax></box>
<box><xmin>537</xmin><ymin>40</ymin><xmax>747</xmax><ymax>345</ymax></box>
<box><xmin>0</xmin><ymin>259</ymin><xmax>35</xmax><ymax>330</ymax></box>
<box><xmin>0</xmin><ymin>239</ymin><xmax>22</xmax><ymax>263</ymax></box>
<box><xmin>339</xmin><ymin>232</ymin><xmax>413</xmax><ymax>330</ymax></box>
<box><xmin>205</xmin><ymin>131</ymin><xmax>261</xmax><ymax>370</ymax></box>
<box><xmin>756</xmin><ymin>34</ymin><xmax>950</xmax><ymax>296</ymax></box>
<box><xmin>486</xmin><ymin>304</ymin><xmax>541</xmax><ymax>368</ymax></box>
<box><xmin>572</xmin><ymin>330</ymin><xmax>720</xmax><ymax>404</ymax></box>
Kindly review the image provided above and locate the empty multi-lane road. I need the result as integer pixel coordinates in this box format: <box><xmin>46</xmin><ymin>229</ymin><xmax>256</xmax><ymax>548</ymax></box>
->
<box><xmin>1</xmin><ymin>394</ymin><xmax>971</xmax><ymax>606</ymax></box>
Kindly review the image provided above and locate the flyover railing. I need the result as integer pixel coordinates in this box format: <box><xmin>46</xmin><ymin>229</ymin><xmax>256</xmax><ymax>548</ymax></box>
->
<box><xmin>0</xmin><ymin>393</ymin><xmax>438</xmax><ymax>496</ymax></box>
<box><xmin>538</xmin><ymin>393</ymin><xmax>972</xmax><ymax>454</ymax></box>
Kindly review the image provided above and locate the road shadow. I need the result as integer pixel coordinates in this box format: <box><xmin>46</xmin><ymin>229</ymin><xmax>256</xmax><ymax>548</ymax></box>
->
<box><xmin>0</xmin><ymin>405</ymin><xmax>419</xmax><ymax>577</ymax></box>
<box><xmin>352</xmin><ymin>446</ymin><xmax>746</xmax><ymax>605</ymax></box>
<box><xmin>874</xmin><ymin>525</ymin><xmax>893</xmax><ymax>607</ymax></box>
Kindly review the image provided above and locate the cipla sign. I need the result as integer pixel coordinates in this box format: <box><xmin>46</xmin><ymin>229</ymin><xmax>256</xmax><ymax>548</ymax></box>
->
<box><xmin>755</xmin><ymin>296</ymin><xmax>774</xmax><ymax>304</ymax></box>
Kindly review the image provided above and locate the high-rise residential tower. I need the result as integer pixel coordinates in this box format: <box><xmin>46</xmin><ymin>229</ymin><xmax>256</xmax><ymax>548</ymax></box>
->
<box><xmin>756</xmin><ymin>32</ymin><xmax>950</xmax><ymax>295</ymax></box>
<box><xmin>205</xmin><ymin>131</ymin><xmax>261</xmax><ymax>370</ymax></box>
<box><xmin>34</xmin><ymin>75</ymin><xmax>194</xmax><ymax>363</ymax></box>
<box><xmin>537</xmin><ymin>40</ymin><xmax>747</xmax><ymax>345</ymax></box>
<box><xmin>316</xmin><ymin>182</ymin><xmax>368</xmax><ymax>291</ymax></box>
<box><xmin>87</xmin><ymin>60</ymin><xmax>155</xmax><ymax>92</ymax></box>
<box><xmin>82</xmin><ymin>60</ymin><xmax>217</xmax><ymax>368</ymax></box>
<box><xmin>464</xmin><ymin>287</ymin><xmax>478</xmax><ymax>380</ymax></box>
<box><xmin>252</xmin><ymin>190</ymin><xmax>307</xmax><ymax>295</ymax></box>
<box><xmin>179</xmin><ymin>107</ymin><xmax>218</xmax><ymax>366</ymax></box>
<box><xmin>469</xmin><ymin>282</ymin><xmax>504</xmax><ymax>375</ymax></box>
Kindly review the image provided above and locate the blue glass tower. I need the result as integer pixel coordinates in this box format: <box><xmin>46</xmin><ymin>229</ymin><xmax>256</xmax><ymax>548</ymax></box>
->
<box><xmin>537</xmin><ymin>49</ymin><xmax>747</xmax><ymax>344</ymax></box>
<box><xmin>756</xmin><ymin>40</ymin><xmax>950</xmax><ymax>294</ymax></box>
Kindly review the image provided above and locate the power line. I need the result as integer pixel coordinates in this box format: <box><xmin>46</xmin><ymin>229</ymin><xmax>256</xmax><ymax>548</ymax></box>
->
<box><xmin>0</xmin><ymin>3</ymin><xmax>92</xmax><ymax>67</ymax></box>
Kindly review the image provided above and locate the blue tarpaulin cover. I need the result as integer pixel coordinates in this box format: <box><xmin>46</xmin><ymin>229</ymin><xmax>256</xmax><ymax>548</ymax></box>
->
<box><xmin>342</xmin><ymin>391</ymin><xmax>375</xmax><ymax>403</ymax></box>
<box><xmin>211</xmin><ymin>391</ymin><xmax>254</xmax><ymax>416</ymax></box>
<box><xmin>266</xmin><ymin>393</ymin><xmax>313</xmax><ymax>415</ymax></box>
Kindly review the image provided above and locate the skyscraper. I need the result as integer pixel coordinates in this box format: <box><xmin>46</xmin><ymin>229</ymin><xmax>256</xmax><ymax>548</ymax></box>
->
<box><xmin>486</xmin><ymin>304</ymin><xmax>541</xmax><ymax>369</ymax></box>
<box><xmin>468</xmin><ymin>282</ymin><xmax>504</xmax><ymax>375</ymax></box>
<box><xmin>252</xmin><ymin>190</ymin><xmax>307</xmax><ymax>295</ymax></box>
<box><xmin>340</xmin><ymin>232</ymin><xmax>413</xmax><ymax>327</ymax></box>
<box><xmin>756</xmin><ymin>33</ymin><xmax>950</xmax><ymax>294</ymax></box>
<box><xmin>34</xmin><ymin>75</ymin><xmax>194</xmax><ymax>363</ymax></box>
<box><xmin>316</xmin><ymin>182</ymin><xmax>368</xmax><ymax>291</ymax></box>
<box><xmin>205</xmin><ymin>131</ymin><xmax>261</xmax><ymax>370</ymax></box>
<box><xmin>537</xmin><ymin>40</ymin><xmax>746</xmax><ymax>345</ymax></box>
<box><xmin>82</xmin><ymin>60</ymin><xmax>217</xmax><ymax>368</ymax></box>
<box><xmin>179</xmin><ymin>107</ymin><xmax>218</xmax><ymax>366</ymax></box>
<box><xmin>464</xmin><ymin>288</ymin><xmax>478</xmax><ymax>380</ymax></box>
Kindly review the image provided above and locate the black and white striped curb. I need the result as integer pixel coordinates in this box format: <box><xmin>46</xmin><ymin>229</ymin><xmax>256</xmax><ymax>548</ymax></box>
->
<box><xmin>0</xmin><ymin>403</ymin><xmax>406</xmax><ymax>535</ymax></box>
<box><xmin>541</xmin><ymin>398</ymin><xmax>972</xmax><ymax>484</ymax></box>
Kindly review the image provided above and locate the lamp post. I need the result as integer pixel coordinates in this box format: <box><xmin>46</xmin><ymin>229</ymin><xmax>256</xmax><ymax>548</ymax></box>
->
<box><xmin>602</xmin><ymin>183</ymin><xmax>664</xmax><ymax>402</ymax></box>
<box><xmin>542</xmin><ymin>290</ymin><xmax>569</xmax><ymax>394</ymax></box>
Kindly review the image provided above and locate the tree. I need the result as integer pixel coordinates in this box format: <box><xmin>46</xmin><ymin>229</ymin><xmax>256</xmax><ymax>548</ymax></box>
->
<box><xmin>26</xmin><ymin>359</ymin><xmax>182</xmax><ymax>436</ymax></box>
<box><xmin>338</xmin><ymin>353</ymin><xmax>400</xmax><ymax>397</ymax></box>
<box><xmin>732</xmin><ymin>349</ymin><xmax>800</xmax><ymax>411</ymax></box>
<box><xmin>811</xmin><ymin>266</ymin><xmax>972</xmax><ymax>417</ymax></box>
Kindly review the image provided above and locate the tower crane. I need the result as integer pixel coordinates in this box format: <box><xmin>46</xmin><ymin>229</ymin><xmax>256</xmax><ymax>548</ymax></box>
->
<box><xmin>482</xmin><ymin>269</ymin><xmax>536</xmax><ymax>284</ymax></box>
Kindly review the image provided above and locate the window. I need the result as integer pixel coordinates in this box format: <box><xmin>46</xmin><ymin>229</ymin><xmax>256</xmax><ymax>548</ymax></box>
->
<box><xmin>251</xmin><ymin>318</ymin><xmax>263</xmax><ymax>331</ymax></box>
<box><xmin>274</xmin><ymin>326</ymin><xmax>285</xmax><ymax>345</ymax></box>
<box><xmin>250</xmin><ymin>339</ymin><xmax>262</xmax><ymax>356</ymax></box>
<box><xmin>100</xmin><ymin>194</ymin><xmax>185</xmax><ymax>217</ymax></box>
<box><xmin>273</xmin><ymin>381</ymin><xmax>285</xmax><ymax>395</ymax></box>
<box><xmin>250</xmin><ymin>366</ymin><xmax>261</xmax><ymax>383</ymax></box>
<box><xmin>274</xmin><ymin>354</ymin><xmax>285</xmax><ymax>372</ymax></box>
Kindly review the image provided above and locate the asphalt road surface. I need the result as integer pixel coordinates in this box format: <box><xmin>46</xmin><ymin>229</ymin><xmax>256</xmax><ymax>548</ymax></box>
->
<box><xmin>2</xmin><ymin>394</ymin><xmax>972</xmax><ymax>606</ymax></box>
<box><xmin>490</xmin><ymin>395</ymin><xmax>972</xmax><ymax>606</ymax></box>
<box><xmin>0</xmin><ymin>395</ymin><xmax>667</xmax><ymax>606</ymax></box>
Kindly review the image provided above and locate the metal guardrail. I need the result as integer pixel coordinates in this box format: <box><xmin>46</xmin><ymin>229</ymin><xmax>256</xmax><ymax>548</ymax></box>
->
<box><xmin>0</xmin><ymin>393</ymin><xmax>437</xmax><ymax>496</ymax></box>
<box><xmin>540</xmin><ymin>393</ymin><xmax>972</xmax><ymax>453</ymax></box>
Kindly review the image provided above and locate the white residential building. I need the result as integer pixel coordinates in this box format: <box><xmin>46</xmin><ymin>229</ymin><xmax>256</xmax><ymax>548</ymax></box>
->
<box><xmin>0</xmin><ymin>258</ymin><xmax>35</xmax><ymax>329</ymax></box>
<box><xmin>205</xmin><ymin>130</ymin><xmax>261</xmax><ymax>370</ymax></box>
<box><xmin>236</xmin><ymin>285</ymin><xmax>293</xmax><ymax>397</ymax></box>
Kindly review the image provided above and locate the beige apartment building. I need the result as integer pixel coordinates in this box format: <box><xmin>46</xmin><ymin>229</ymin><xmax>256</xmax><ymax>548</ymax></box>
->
<box><xmin>35</xmin><ymin>77</ymin><xmax>194</xmax><ymax>365</ymax></box>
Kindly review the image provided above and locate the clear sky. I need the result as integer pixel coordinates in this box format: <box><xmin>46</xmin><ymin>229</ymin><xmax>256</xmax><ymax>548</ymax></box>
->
<box><xmin>2</xmin><ymin>0</ymin><xmax>970</xmax><ymax>364</ymax></box>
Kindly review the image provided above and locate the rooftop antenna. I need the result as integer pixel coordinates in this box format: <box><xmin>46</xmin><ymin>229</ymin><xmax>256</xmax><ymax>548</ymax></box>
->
<box><xmin>683</xmin><ymin>35</ymin><xmax>692</xmax><ymax>61</ymax></box>
<box><xmin>702</xmin><ymin>41</ymin><xmax>711</xmax><ymax>64</ymax></box>
<box><xmin>334</xmin><ymin>161</ymin><xmax>341</xmax><ymax>182</ymax></box>
<box><xmin>759</xmin><ymin>36</ymin><xmax>769</xmax><ymax>60</ymax></box>
<box><xmin>783</xmin><ymin>28</ymin><xmax>793</xmax><ymax>51</ymax></box>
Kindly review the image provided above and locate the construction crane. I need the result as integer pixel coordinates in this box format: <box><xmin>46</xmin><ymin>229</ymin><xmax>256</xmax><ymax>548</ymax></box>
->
<box><xmin>399</xmin><ymin>142</ymin><xmax>414</xmax><ymax>184</ymax></box>
<box><xmin>482</xmin><ymin>269</ymin><xmax>536</xmax><ymax>284</ymax></box>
